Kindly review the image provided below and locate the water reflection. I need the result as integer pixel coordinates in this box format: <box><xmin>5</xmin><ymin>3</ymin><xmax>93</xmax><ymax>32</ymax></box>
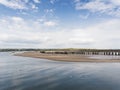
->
<box><xmin>89</xmin><ymin>55</ymin><xmax>120</xmax><ymax>59</ymax></box>
<box><xmin>0</xmin><ymin>52</ymin><xmax>120</xmax><ymax>90</ymax></box>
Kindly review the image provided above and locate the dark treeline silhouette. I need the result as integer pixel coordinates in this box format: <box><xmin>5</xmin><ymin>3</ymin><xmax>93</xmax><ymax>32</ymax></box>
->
<box><xmin>0</xmin><ymin>49</ymin><xmax>40</xmax><ymax>52</ymax></box>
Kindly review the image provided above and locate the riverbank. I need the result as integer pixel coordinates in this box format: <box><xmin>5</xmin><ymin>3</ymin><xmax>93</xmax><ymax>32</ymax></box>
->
<box><xmin>15</xmin><ymin>51</ymin><xmax>120</xmax><ymax>62</ymax></box>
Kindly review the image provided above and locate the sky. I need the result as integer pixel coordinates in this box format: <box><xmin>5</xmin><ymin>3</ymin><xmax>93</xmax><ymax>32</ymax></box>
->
<box><xmin>0</xmin><ymin>0</ymin><xmax>120</xmax><ymax>49</ymax></box>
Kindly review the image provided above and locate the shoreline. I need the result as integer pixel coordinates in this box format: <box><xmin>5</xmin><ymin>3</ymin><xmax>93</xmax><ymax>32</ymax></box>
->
<box><xmin>15</xmin><ymin>51</ymin><xmax>120</xmax><ymax>62</ymax></box>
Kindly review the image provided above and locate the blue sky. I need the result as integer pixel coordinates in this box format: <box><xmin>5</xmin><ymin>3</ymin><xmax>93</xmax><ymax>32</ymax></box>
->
<box><xmin>0</xmin><ymin>0</ymin><xmax>120</xmax><ymax>49</ymax></box>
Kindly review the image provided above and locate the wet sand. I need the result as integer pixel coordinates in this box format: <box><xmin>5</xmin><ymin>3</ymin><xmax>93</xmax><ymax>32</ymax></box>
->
<box><xmin>15</xmin><ymin>51</ymin><xmax>120</xmax><ymax>62</ymax></box>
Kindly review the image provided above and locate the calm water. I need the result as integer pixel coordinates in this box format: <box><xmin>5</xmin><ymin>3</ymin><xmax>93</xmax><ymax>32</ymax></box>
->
<box><xmin>0</xmin><ymin>52</ymin><xmax>120</xmax><ymax>90</ymax></box>
<box><xmin>89</xmin><ymin>55</ymin><xmax>120</xmax><ymax>60</ymax></box>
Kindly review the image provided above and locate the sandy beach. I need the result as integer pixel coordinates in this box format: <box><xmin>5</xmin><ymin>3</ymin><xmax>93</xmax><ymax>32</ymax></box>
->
<box><xmin>14</xmin><ymin>51</ymin><xmax>120</xmax><ymax>62</ymax></box>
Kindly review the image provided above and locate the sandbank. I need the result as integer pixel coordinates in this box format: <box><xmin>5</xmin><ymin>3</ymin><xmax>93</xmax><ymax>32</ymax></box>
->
<box><xmin>15</xmin><ymin>51</ymin><xmax>120</xmax><ymax>62</ymax></box>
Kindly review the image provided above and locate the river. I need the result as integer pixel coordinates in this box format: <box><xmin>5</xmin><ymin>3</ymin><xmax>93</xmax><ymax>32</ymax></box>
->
<box><xmin>0</xmin><ymin>52</ymin><xmax>120</xmax><ymax>90</ymax></box>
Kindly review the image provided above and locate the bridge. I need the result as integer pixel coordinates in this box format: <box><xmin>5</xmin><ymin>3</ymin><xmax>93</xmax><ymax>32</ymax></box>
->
<box><xmin>41</xmin><ymin>49</ymin><xmax>120</xmax><ymax>56</ymax></box>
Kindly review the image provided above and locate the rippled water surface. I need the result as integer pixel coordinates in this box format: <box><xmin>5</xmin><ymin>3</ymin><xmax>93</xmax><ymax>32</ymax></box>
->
<box><xmin>0</xmin><ymin>52</ymin><xmax>120</xmax><ymax>90</ymax></box>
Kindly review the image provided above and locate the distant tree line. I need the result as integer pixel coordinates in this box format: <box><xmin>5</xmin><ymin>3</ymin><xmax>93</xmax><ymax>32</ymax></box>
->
<box><xmin>0</xmin><ymin>49</ymin><xmax>40</xmax><ymax>52</ymax></box>
<box><xmin>1</xmin><ymin>48</ymin><xmax>120</xmax><ymax>56</ymax></box>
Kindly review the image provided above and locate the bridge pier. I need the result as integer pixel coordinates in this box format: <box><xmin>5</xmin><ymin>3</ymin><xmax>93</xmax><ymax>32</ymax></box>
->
<box><xmin>43</xmin><ymin>49</ymin><xmax>120</xmax><ymax>56</ymax></box>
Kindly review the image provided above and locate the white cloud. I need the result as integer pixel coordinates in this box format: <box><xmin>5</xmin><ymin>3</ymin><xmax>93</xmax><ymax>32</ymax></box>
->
<box><xmin>43</xmin><ymin>21</ymin><xmax>57</xmax><ymax>27</ymax></box>
<box><xmin>31</xmin><ymin>3</ymin><xmax>38</xmax><ymax>10</ymax></box>
<box><xmin>50</xmin><ymin>0</ymin><xmax>56</xmax><ymax>4</ymax></box>
<box><xmin>110</xmin><ymin>0</ymin><xmax>120</xmax><ymax>5</ymax></box>
<box><xmin>69</xmin><ymin>38</ymin><xmax>94</xmax><ymax>45</ymax></box>
<box><xmin>44</xmin><ymin>9</ymin><xmax>54</xmax><ymax>13</ymax></box>
<box><xmin>0</xmin><ymin>16</ymin><xmax>120</xmax><ymax>48</ymax></box>
<box><xmin>12</xmin><ymin>17</ymin><xmax>24</xmax><ymax>21</ymax></box>
<box><xmin>0</xmin><ymin>0</ymin><xmax>39</xmax><ymax>10</ymax></box>
<box><xmin>0</xmin><ymin>0</ymin><xmax>28</xmax><ymax>9</ymax></box>
<box><xmin>33</xmin><ymin>0</ymin><xmax>40</xmax><ymax>3</ymax></box>
<box><xmin>0</xmin><ymin>16</ymin><xmax>59</xmax><ymax>48</ymax></box>
<box><xmin>76</xmin><ymin>1</ymin><xmax>113</xmax><ymax>12</ymax></box>
<box><xmin>74</xmin><ymin>0</ymin><xmax>120</xmax><ymax>17</ymax></box>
